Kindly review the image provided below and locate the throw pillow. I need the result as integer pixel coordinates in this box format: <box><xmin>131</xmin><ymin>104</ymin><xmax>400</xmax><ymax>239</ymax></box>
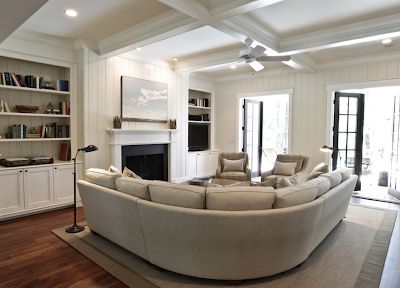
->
<box><xmin>306</xmin><ymin>162</ymin><xmax>329</xmax><ymax>180</ymax></box>
<box><xmin>108</xmin><ymin>165</ymin><xmax>121</xmax><ymax>174</ymax></box>
<box><xmin>122</xmin><ymin>167</ymin><xmax>142</xmax><ymax>179</ymax></box>
<box><xmin>274</xmin><ymin>161</ymin><xmax>297</xmax><ymax>176</ymax></box>
<box><xmin>251</xmin><ymin>177</ymin><xmax>277</xmax><ymax>188</ymax></box>
<box><xmin>222</xmin><ymin>158</ymin><xmax>244</xmax><ymax>172</ymax></box>
<box><xmin>276</xmin><ymin>176</ymin><xmax>297</xmax><ymax>188</ymax></box>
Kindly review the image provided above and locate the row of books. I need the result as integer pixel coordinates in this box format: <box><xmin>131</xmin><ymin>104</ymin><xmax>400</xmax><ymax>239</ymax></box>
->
<box><xmin>40</xmin><ymin>124</ymin><xmax>70</xmax><ymax>138</ymax></box>
<box><xmin>0</xmin><ymin>72</ymin><xmax>69</xmax><ymax>92</ymax></box>
<box><xmin>188</xmin><ymin>98</ymin><xmax>209</xmax><ymax>107</ymax></box>
<box><xmin>6</xmin><ymin>124</ymin><xmax>70</xmax><ymax>139</ymax></box>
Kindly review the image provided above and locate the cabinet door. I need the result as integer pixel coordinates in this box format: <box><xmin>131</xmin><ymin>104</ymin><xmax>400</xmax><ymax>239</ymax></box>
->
<box><xmin>54</xmin><ymin>165</ymin><xmax>74</xmax><ymax>204</ymax></box>
<box><xmin>24</xmin><ymin>166</ymin><xmax>54</xmax><ymax>209</ymax></box>
<box><xmin>196</xmin><ymin>153</ymin><xmax>207</xmax><ymax>175</ymax></box>
<box><xmin>0</xmin><ymin>169</ymin><xmax>24</xmax><ymax>215</ymax></box>
<box><xmin>206</xmin><ymin>152</ymin><xmax>219</xmax><ymax>176</ymax></box>
<box><xmin>187</xmin><ymin>153</ymin><xmax>197</xmax><ymax>176</ymax></box>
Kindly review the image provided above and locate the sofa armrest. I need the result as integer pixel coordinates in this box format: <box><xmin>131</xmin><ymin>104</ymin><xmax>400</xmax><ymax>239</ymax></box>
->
<box><xmin>261</xmin><ymin>169</ymin><xmax>273</xmax><ymax>182</ymax></box>
<box><xmin>245</xmin><ymin>167</ymin><xmax>251</xmax><ymax>181</ymax></box>
<box><xmin>216</xmin><ymin>166</ymin><xmax>222</xmax><ymax>178</ymax></box>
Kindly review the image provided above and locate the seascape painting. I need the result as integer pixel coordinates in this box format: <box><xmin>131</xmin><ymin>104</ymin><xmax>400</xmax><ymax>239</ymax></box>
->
<box><xmin>121</xmin><ymin>76</ymin><xmax>168</xmax><ymax>122</ymax></box>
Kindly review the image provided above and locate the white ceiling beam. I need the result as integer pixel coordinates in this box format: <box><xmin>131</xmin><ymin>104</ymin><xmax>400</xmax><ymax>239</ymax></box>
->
<box><xmin>174</xmin><ymin>48</ymin><xmax>239</xmax><ymax>72</ymax></box>
<box><xmin>210</xmin><ymin>0</ymin><xmax>283</xmax><ymax>20</ymax></box>
<box><xmin>0</xmin><ymin>0</ymin><xmax>48</xmax><ymax>43</ymax></box>
<box><xmin>98</xmin><ymin>10</ymin><xmax>199</xmax><ymax>56</ymax></box>
<box><xmin>157</xmin><ymin>0</ymin><xmax>209</xmax><ymax>19</ymax></box>
<box><xmin>279</xmin><ymin>13</ymin><xmax>400</xmax><ymax>55</ymax></box>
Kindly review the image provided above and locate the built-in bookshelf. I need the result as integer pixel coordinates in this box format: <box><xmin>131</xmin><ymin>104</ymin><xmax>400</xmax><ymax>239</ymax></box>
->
<box><xmin>0</xmin><ymin>55</ymin><xmax>72</xmax><ymax>163</ymax></box>
<box><xmin>187</xmin><ymin>89</ymin><xmax>214</xmax><ymax>152</ymax></box>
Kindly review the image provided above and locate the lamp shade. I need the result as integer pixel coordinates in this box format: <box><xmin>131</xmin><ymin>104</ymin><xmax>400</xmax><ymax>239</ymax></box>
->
<box><xmin>320</xmin><ymin>145</ymin><xmax>333</xmax><ymax>153</ymax></box>
<box><xmin>80</xmin><ymin>145</ymin><xmax>98</xmax><ymax>153</ymax></box>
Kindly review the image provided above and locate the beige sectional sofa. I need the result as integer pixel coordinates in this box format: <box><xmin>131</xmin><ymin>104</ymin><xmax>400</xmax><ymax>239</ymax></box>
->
<box><xmin>78</xmin><ymin>168</ymin><xmax>357</xmax><ymax>281</ymax></box>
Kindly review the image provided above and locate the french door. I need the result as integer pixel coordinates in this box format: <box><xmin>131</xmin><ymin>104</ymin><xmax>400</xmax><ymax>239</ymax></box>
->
<box><xmin>389</xmin><ymin>95</ymin><xmax>400</xmax><ymax>199</ymax></box>
<box><xmin>243</xmin><ymin>99</ymin><xmax>263</xmax><ymax>177</ymax></box>
<box><xmin>333</xmin><ymin>92</ymin><xmax>365</xmax><ymax>190</ymax></box>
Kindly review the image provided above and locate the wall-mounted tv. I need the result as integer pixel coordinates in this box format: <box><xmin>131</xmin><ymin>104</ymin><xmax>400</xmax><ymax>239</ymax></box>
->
<box><xmin>188</xmin><ymin>124</ymin><xmax>209</xmax><ymax>151</ymax></box>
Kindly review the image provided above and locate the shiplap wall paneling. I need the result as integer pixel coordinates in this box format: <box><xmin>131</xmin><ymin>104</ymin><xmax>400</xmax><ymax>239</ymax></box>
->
<box><xmin>215</xmin><ymin>59</ymin><xmax>400</xmax><ymax>174</ymax></box>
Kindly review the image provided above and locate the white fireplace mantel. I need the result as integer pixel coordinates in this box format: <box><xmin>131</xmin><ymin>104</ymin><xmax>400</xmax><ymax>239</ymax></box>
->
<box><xmin>106</xmin><ymin>128</ymin><xmax>179</xmax><ymax>171</ymax></box>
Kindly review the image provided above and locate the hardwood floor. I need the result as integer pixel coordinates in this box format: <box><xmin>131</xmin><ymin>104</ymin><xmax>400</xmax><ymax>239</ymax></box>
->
<box><xmin>0</xmin><ymin>199</ymin><xmax>399</xmax><ymax>288</ymax></box>
<box><xmin>0</xmin><ymin>207</ymin><xmax>126</xmax><ymax>288</ymax></box>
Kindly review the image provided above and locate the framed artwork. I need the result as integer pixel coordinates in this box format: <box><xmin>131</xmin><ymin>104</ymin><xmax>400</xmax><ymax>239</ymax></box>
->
<box><xmin>121</xmin><ymin>76</ymin><xmax>168</xmax><ymax>123</ymax></box>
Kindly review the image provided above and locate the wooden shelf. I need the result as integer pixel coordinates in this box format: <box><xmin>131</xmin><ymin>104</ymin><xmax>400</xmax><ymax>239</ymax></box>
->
<box><xmin>0</xmin><ymin>138</ymin><xmax>70</xmax><ymax>142</ymax></box>
<box><xmin>188</xmin><ymin>106</ymin><xmax>211</xmax><ymax>110</ymax></box>
<box><xmin>0</xmin><ymin>112</ymin><xmax>70</xmax><ymax>118</ymax></box>
<box><xmin>188</xmin><ymin>120</ymin><xmax>211</xmax><ymax>124</ymax></box>
<box><xmin>0</xmin><ymin>85</ymin><xmax>70</xmax><ymax>95</ymax></box>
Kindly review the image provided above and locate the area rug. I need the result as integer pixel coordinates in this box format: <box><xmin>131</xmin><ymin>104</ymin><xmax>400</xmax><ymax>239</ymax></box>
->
<box><xmin>53</xmin><ymin>204</ymin><xmax>397</xmax><ymax>288</ymax></box>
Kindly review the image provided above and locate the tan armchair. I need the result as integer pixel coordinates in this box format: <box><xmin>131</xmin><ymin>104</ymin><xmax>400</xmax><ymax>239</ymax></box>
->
<box><xmin>215</xmin><ymin>152</ymin><xmax>251</xmax><ymax>181</ymax></box>
<box><xmin>261</xmin><ymin>154</ymin><xmax>309</xmax><ymax>183</ymax></box>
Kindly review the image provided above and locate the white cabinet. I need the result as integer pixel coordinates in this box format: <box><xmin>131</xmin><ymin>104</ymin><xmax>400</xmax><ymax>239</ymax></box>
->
<box><xmin>24</xmin><ymin>166</ymin><xmax>54</xmax><ymax>209</ymax></box>
<box><xmin>0</xmin><ymin>162</ymin><xmax>80</xmax><ymax>219</ymax></box>
<box><xmin>187</xmin><ymin>151</ymin><xmax>219</xmax><ymax>177</ymax></box>
<box><xmin>54</xmin><ymin>165</ymin><xmax>74</xmax><ymax>204</ymax></box>
<box><xmin>0</xmin><ymin>169</ymin><xmax>24</xmax><ymax>215</ymax></box>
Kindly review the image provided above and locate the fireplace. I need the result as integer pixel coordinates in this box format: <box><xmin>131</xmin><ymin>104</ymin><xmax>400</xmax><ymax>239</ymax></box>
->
<box><xmin>121</xmin><ymin>144</ymin><xmax>168</xmax><ymax>180</ymax></box>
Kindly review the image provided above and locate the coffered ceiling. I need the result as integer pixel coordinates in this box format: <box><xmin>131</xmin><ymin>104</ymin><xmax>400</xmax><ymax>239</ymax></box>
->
<box><xmin>6</xmin><ymin>0</ymin><xmax>400</xmax><ymax>78</ymax></box>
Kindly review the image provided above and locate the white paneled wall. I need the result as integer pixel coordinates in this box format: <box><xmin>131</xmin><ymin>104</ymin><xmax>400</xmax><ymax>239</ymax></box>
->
<box><xmin>82</xmin><ymin>49</ymin><xmax>188</xmax><ymax>180</ymax></box>
<box><xmin>215</xmin><ymin>59</ymin><xmax>400</xmax><ymax>173</ymax></box>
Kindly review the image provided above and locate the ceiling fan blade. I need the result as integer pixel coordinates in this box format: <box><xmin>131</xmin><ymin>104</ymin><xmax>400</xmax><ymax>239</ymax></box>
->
<box><xmin>249</xmin><ymin>45</ymin><xmax>266</xmax><ymax>58</ymax></box>
<box><xmin>256</xmin><ymin>55</ymin><xmax>291</xmax><ymax>62</ymax></box>
<box><xmin>249</xmin><ymin>61</ymin><xmax>264</xmax><ymax>72</ymax></box>
<box><xmin>244</xmin><ymin>37</ymin><xmax>253</xmax><ymax>47</ymax></box>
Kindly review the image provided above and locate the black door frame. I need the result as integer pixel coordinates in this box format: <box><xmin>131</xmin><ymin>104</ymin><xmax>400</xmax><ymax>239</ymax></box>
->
<box><xmin>333</xmin><ymin>92</ymin><xmax>365</xmax><ymax>190</ymax></box>
<box><xmin>243</xmin><ymin>99</ymin><xmax>263</xmax><ymax>177</ymax></box>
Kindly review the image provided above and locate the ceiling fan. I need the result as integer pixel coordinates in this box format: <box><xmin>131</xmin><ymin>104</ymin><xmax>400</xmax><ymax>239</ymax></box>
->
<box><xmin>239</xmin><ymin>38</ymin><xmax>291</xmax><ymax>72</ymax></box>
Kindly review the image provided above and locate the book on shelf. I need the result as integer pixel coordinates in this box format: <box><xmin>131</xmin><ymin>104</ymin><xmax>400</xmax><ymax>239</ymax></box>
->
<box><xmin>59</xmin><ymin>143</ymin><xmax>70</xmax><ymax>161</ymax></box>
<box><xmin>0</xmin><ymin>72</ymin><xmax>68</xmax><ymax>92</ymax></box>
<box><xmin>40</xmin><ymin>123</ymin><xmax>70</xmax><ymax>138</ymax></box>
<box><xmin>11</xmin><ymin>73</ymin><xmax>21</xmax><ymax>87</ymax></box>
<box><xmin>7</xmin><ymin>124</ymin><xmax>27</xmax><ymax>139</ymax></box>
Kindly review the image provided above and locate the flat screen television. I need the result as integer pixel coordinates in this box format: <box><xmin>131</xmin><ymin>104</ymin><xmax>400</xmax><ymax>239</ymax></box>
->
<box><xmin>188</xmin><ymin>124</ymin><xmax>209</xmax><ymax>151</ymax></box>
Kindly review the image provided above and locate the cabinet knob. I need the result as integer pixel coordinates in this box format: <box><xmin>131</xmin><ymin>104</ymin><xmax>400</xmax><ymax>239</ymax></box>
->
<box><xmin>54</xmin><ymin>167</ymin><xmax>58</xmax><ymax>170</ymax></box>
<box><xmin>25</xmin><ymin>170</ymin><xmax>28</xmax><ymax>172</ymax></box>
<box><xmin>19</xmin><ymin>170</ymin><xmax>22</xmax><ymax>173</ymax></box>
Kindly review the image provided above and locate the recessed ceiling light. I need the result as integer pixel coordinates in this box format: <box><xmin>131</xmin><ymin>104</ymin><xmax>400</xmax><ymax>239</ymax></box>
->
<box><xmin>135</xmin><ymin>47</ymin><xmax>142</xmax><ymax>51</ymax></box>
<box><xmin>230</xmin><ymin>64</ymin><xmax>237</xmax><ymax>69</ymax></box>
<box><xmin>382</xmin><ymin>38</ymin><xmax>393</xmax><ymax>46</ymax></box>
<box><xmin>172</xmin><ymin>57</ymin><xmax>178</xmax><ymax>61</ymax></box>
<box><xmin>65</xmin><ymin>9</ymin><xmax>78</xmax><ymax>17</ymax></box>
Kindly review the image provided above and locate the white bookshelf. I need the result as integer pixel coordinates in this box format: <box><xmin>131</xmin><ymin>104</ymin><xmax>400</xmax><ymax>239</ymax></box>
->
<box><xmin>0</xmin><ymin>112</ymin><xmax>70</xmax><ymax>118</ymax></box>
<box><xmin>0</xmin><ymin>138</ymin><xmax>70</xmax><ymax>142</ymax></box>
<box><xmin>0</xmin><ymin>84</ymin><xmax>70</xmax><ymax>95</ymax></box>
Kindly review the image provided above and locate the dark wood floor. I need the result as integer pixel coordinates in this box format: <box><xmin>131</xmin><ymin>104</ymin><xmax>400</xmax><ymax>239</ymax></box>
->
<box><xmin>0</xmin><ymin>207</ymin><xmax>126</xmax><ymax>288</ymax></box>
<box><xmin>0</xmin><ymin>199</ymin><xmax>399</xmax><ymax>288</ymax></box>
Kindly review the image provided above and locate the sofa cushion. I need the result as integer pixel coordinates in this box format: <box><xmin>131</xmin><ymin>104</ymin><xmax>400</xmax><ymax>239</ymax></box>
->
<box><xmin>274</xmin><ymin>161</ymin><xmax>297</xmax><ymax>176</ymax></box>
<box><xmin>206</xmin><ymin>187</ymin><xmax>275</xmax><ymax>211</ymax></box>
<box><xmin>122</xmin><ymin>167</ymin><xmax>142</xmax><ymax>179</ymax></box>
<box><xmin>108</xmin><ymin>165</ymin><xmax>121</xmax><ymax>174</ymax></box>
<box><xmin>321</xmin><ymin>170</ymin><xmax>342</xmax><ymax>188</ymax></box>
<box><xmin>85</xmin><ymin>168</ymin><xmax>121</xmax><ymax>190</ymax></box>
<box><xmin>149</xmin><ymin>181</ymin><xmax>206</xmax><ymax>209</ymax></box>
<box><xmin>251</xmin><ymin>177</ymin><xmax>277</xmax><ymax>188</ymax></box>
<box><xmin>115</xmin><ymin>177</ymin><xmax>152</xmax><ymax>200</ymax></box>
<box><xmin>276</xmin><ymin>176</ymin><xmax>297</xmax><ymax>188</ymax></box>
<box><xmin>273</xmin><ymin>182</ymin><xmax>319</xmax><ymax>208</ymax></box>
<box><xmin>222</xmin><ymin>158</ymin><xmax>244</xmax><ymax>172</ymax></box>
<box><xmin>220</xmin><ymin>171</ymin><xmax>248</xmax><ymax>181</ymax></box>
<box><xmin>306</xmin><ymin>177</ymin><xmax>331</xmax><ymax>197</ymax></box>
<box><xmin>337</xmin><ymin>167</ymin><xmax>351</xmax><ymax>181</ymax></box>
<box><xmin>306</xmin><ymin>162</ymin><xmax>329</xmax><ymax>180</ymax></box>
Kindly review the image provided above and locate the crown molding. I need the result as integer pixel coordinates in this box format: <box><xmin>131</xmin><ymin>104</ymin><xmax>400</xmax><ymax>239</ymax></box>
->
<box><xmin>280</xmin><ymin>13</ymin><xmax>400</xmax><ymax>54</ymax></box>
<box><xmin>98</xmin><ymin>10</ymin><xmax>198</xmax><ymax>56</ymax></box>
<box><xmin>11</xmin><ymin>29</ymin><xmax>75</xmax><ymax>50</ymax></box>
<box><xmin>73</xmin><ymin>38</ymin><xmax>99</xmax><ymax>53</ymax></box>
<box><xmin>158</xmin><ymin>0</ymin><xmax>209</xmax><ymax>19</ymax></box>
<box><xmin>118</xmin><ymin>52</ymin><xmax>173</xmax><ymax>69</ymax></box>
<box><xmin>316</xmin><ymin>50</ymin><xmax>400</xmax><ymax>69</ymax></box>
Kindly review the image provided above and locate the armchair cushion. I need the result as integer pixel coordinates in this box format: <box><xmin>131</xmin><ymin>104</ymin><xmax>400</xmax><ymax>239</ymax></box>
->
<box><xmin>222</xmin><ymin>158</ymin><xmax>244</xmax><ymax>172</ymax></box>
<box><xmin>220</xmin><ymin>171</ymin><xmax>249</xmax><ymax>182</ymax></box>
<box><xmin>276</xmin><ymin>154</ymin><xmax>305</xmax><ymax>173</ymax></box>
<box><xmin>251</xmin><ymin>177</ymin><xmax>277</xmax><ymax>188</ymax></box>
<box><xmin>274</xmin><ymin>161</ymin><xmax>297</xmax><ymax>176</ymax></box>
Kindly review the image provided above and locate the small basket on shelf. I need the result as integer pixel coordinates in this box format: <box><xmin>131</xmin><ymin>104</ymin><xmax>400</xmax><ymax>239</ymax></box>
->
<box><xmin>14</xmin><ymin>105</ymin><xmax>40</xmax><ymax>113</ymax></box>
